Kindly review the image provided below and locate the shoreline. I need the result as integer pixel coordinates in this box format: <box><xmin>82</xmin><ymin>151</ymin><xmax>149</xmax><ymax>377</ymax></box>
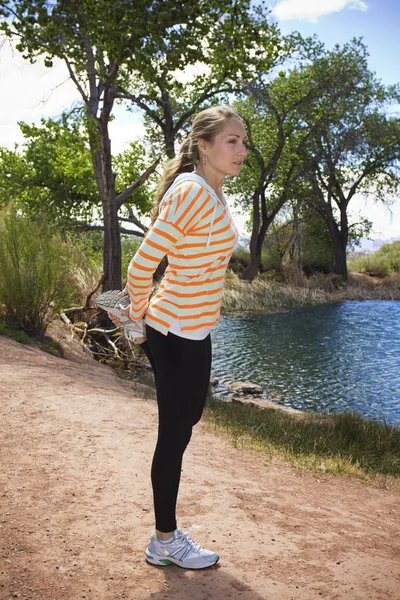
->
<box><xmin>221</xmin><ymin>271</ymin><xmax>400</xmax><ymax>315</ymax></box>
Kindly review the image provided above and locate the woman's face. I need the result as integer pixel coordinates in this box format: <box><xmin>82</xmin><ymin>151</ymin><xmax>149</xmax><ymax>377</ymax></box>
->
<box><xmin>200</xmin><ymin>119</ymin><xmax>248</xmax><ymax>177</ymax></box>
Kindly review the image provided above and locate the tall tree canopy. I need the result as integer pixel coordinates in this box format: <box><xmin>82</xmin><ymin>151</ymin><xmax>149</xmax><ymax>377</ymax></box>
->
<box><xmin>232</xmin><ymin>38</ymin><xmax>400</xmax><ymax>280</ymax></box>
<box><xmin>298</xmin><ymin>39</ymin><xmax>400</xmax><ymax>277</ymax></box>
<box><xmin>228</xmin><ymin>57</ymin><xmax>321</xmax><ymax>281</ymax></box>
<box><xmin>0</xmin><ymin>114</ymin><xmax>154</xmax><ymax>234</ymax></box>
<box><xmin>0</xmin><ymin>0</ymin><xmax>284</xmax><ymax>289</ymax></box>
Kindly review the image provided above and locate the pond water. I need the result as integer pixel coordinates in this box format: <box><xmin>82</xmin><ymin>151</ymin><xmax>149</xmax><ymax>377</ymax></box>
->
<box><xmin>211</xmin><ymin>301</ymin><xmax>400</xmax><ymax>426</ymax></box>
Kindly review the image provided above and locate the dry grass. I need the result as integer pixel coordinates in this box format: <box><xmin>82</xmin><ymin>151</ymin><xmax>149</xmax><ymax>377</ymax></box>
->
<box><xmin>221</xmin><ymin>269</ymin><xmax>400</xmax><ymax>314</ymax></box>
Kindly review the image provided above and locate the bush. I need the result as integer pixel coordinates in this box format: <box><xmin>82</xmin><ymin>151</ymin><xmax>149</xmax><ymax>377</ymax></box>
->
<box><xmin>0</xmin><ymin>208</ymin><xmax>79</xmax><ymax>339</ymax></box>
<box><xmin>349</xmin><ymin>241</ymin><xmax>400</xmax><ymax>278</ymax></box>
<box><xmin>121</xmin><ymin>235</ymin><xmax>142</xmax><ymax>286</ymax></box>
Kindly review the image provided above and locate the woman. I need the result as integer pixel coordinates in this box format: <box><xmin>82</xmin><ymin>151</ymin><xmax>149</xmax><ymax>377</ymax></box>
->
<box><xmin>105</xmin><ymin>105</ymin><xmax>247</xmax><ymax>569</ymax></box>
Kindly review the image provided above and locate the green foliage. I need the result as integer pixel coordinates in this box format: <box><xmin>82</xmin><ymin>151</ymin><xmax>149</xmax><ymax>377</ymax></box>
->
<box><xmin>113</xmin><ymin>140</ymin><xmax>156</xmax><ymax>217</ymax></box>
<box><xmin>121</xmin><ymin>236</ymin><xmax>142</xmax><ymax>286</ymax></box>
<box><xmin>121</xmin><ymin>2</ymin><xmax>285</xmax><ymax>157</ymax></box>
<box><xmin>0</xmin><ymin>321</ymin><xmax>30</xmax><ymax>344</ymax></box>
<box><xmin>65</xmin><ymin>230</ymin><xmax>104</xmax><ymax>268</ymax></box>
<box><xmin>0</xmin><ymin>0</ymin><xmax>288</xmax><ymax>290</ymax></box>
<box><xmin>296</xmin><ymin>39</ymin><xmax>400</xmax><ymax>274</ymax></box>
<box><xmin>349</xmin><ymin>241</ymin><xmax>400</xmax><ymax>277</ymax></box>
<box><xmin>299</xmin><ymin>209</ymin><xmax>335</xmax><ymax>274</ymax></box>
<box><xmin>231</xmin><ymin>38</ymin><xmax>400</xmax><ymax>279</ymax></box>
<box><xmin>0</xmin><ymin>208</ymin><xmax>80</xmax><ymax>339</ymax></box>
<box><xmin>0</xmin><ymin>114</ymin><xmax>98</xmax><ymax>224</ymax></box>
<box><xmin>260</xmin><ymin>247</ymin><xmax>283</xmax><ymax>272</ymax></box>
<box><xmin>0</xmin><ymin>115</ymin><xmax>155</xmax><ymax>230</ymax></box>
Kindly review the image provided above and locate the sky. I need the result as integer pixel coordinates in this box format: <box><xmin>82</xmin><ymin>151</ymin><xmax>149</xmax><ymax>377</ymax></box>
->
<box><xmin>0</xmin><ymin>0</ymin><xmax>399</xmax><ymax>243</ymax></box>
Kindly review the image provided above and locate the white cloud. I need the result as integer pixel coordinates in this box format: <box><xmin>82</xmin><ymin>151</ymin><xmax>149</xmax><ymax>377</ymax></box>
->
<box><xmin>171</xmin><ymin>61</ymin><xmax>210</xmax><ymax>85</ymax></box>
<box><xmin>0</xmin><ymin>39</ymin><xmax>144</xmax><ymax>153</ymax></box>
<box><xmin>272</xmin><ymin>0</ymin><xmax>368</xmax><ymax>23</ymax></box>
<box><xmin>0</xmin><ymin>40</ymin><xmax>81</xmax><ymax>148</ymax></box>
<box><xmin>349</xmin><ymin>195</ymin><xmax>400</xmax><ymax>240</ymax></box>
<box><xmin>108</xmin><ymin>109</ymin><xmax>146</xmax><ymax>155</ymax></box>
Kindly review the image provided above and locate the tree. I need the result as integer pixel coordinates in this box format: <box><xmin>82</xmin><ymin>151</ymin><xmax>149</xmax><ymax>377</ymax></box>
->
<box><xmin>0</xmin><ymin>0</ymin><xmax>285</xmax><ymax>290</ymax></box>
<box><xmin>229</xmin><ymin>60</ymin><xmax>321</xmax><ymax>281</ymax></box>
<box><xmin>0</xmin><ymin>114</ymin><xmax>154</xmax><ymax>236</ymax></box>
<box><xmin>116</xmin><ymin>1</ymin><xmax>285</xmax><ymax>158</ymax></box>
<box><xmin>298</xmin><ymin>39</ymin><xmax>400</xmax><ymax>277</ymax></box>
<box><xmin>0</xmin><ymin>114</ymin><xmax>98</xmax><ymax>222</ymax></box>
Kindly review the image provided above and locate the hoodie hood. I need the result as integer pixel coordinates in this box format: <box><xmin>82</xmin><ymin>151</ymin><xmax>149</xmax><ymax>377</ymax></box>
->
<box><xmin>172</xmin><ymin>173</ymin><xmax>226</xmax><ymax>248</ymax></box>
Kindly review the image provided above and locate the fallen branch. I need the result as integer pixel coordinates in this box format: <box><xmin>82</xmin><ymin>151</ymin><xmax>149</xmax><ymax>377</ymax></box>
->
<box><xmin>63</xmin><ymin>274</ymin><xmax>105</xmax><ymax>317</ymax></box>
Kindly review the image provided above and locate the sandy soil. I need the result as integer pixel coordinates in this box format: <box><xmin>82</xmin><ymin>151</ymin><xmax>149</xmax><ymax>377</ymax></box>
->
<box><xmin>0</xmin><ymin>328</ymin><xmax>399</xmax><ymax>600</ymax></box>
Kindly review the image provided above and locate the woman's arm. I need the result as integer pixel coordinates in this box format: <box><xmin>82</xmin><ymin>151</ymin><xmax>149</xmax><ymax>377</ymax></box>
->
<box><xmin>126</xmin><ymin>180</ymin><xmax>212</xmax><ymax>321</ymax></box>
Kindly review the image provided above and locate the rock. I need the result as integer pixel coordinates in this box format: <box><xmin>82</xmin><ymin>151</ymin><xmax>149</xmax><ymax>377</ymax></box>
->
<box><xmin>209</xmin><ymin>377</ymin><xmax>219</xmax><ymax>387</ymax></box>
<box><xmin>228</xmin><ymin>381</ymin><xmax>263</xmax><ymax>395</ymax></box>
<box><xmin>229</xmin><ymin>395</ymin><xmax>305</xmax><ymax>416</ymax></box>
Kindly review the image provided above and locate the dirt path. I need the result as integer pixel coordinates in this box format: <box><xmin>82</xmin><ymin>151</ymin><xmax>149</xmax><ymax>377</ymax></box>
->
<box><xmin>0</xmin><ymin>331</ymin><xmax>399</xmax><ymax>600</ymax></box>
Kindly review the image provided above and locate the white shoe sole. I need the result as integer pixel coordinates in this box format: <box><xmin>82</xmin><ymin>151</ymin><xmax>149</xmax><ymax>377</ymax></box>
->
<box><xmin>145</xmin><ymin>550</ymin><xmax>219</xmax><ymax>569</ymax></box>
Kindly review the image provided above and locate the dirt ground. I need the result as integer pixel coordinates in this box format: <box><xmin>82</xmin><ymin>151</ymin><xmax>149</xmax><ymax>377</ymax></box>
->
<box><xmin>0</xmin><ymin>327</ymin><xmax>399</xmax><ymax>600</ymax></box>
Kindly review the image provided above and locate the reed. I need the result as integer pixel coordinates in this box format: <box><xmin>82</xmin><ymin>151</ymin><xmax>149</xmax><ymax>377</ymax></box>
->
<box><xmin>221</xmin><ymin>270</ymin><xmax>400</xmax><ymax>314</ymax></box>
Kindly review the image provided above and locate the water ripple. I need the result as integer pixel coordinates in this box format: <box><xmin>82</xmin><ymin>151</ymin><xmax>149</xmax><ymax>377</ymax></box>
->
<box><xmin>211</xmin><ymin>301</ymin><xmax>400</xmax><ymax>426</ymax></box>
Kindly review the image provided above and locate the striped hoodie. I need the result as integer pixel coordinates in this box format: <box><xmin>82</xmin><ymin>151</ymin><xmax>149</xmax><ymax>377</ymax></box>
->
<box><xmin>127</xmin><ymin>173</ymin><xmax>239</xmax><ymax>336</ymax></box>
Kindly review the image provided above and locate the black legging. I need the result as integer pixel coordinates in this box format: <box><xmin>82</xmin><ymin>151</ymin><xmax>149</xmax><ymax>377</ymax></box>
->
<box><xmin>139</xmin><ymin>324</ymin><xmax>212</xmax><ymax>533</ymax></box>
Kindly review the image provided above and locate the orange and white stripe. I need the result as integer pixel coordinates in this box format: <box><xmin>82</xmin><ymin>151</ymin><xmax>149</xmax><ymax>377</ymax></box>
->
<box><xmin>127</xmin><ymin>174</ymin><xmax>239</xmax><ymax>336</ymax></box>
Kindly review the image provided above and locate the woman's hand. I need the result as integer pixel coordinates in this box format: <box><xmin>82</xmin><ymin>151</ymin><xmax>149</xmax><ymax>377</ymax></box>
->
<box><xmin>108</xmin><ymin>306</ymin><xmax>147</xmax><ymax>344</ymax></box>
<box><xmin>108</xmin><ymin>313</ymin><xmax>121</xmax><ymax>328</ymax></box>
<box><xmin>108</xmin><ymin>305</ymin><xmax>129</xmax><ymax>328</ymax></box>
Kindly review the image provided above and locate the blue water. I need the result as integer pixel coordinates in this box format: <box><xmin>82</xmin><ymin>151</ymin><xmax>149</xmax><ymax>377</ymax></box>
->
<box><xmin>211</xmin><ymin>301</ymin><xmax>400</xmax><ymax>426</ymax></box>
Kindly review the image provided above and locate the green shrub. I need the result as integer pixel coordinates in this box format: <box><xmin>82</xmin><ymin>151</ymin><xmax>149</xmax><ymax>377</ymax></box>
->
<box><xmin>0</xmin><ymin>320</ymin><xmax>30</xmax><ymax>344</ymax></box>
<box><xmin>349</xmin><ymin>241</ymin><xmax>400</xmax><ymax>277</ymax></box>
<box><xmin>0</xmin><ymin>208</ymin><xmax>79</xmax><ymax>339</ymax></box>
<box><xmin>121</xmin><ymin>235</ymin><xmax>142</xmax><ymax>286</ymax></box>
<box><xmin>260</xmin><ymin>247</ymin><xmax>283</xmax><ymax>272</ymax></box>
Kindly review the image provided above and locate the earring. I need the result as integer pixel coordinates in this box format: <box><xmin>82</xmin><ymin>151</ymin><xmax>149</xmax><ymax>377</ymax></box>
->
<box><xmin>204</xmin><ymin>154</ymin><xmax>208</xmax><ymax>166</ymax></box>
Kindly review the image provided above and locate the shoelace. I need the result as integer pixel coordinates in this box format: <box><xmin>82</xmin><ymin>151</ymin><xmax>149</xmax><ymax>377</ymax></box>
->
<box><xmin>175</xmin><ymin>528</ymin><xmax>202</xmax><ymax>554</ymax></box>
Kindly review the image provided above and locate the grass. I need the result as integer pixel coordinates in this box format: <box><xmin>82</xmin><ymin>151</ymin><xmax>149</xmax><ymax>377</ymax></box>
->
<box><xmin>222</xmin><ymin>271</ymin><xmax>328</xmax><ymax>313</ymax></box>
<box><xmin>0</xmin><ymin>320</ymin><xmax>64</xmax><ymax>357</ymax></box>
<box><xmin>203</xmin><ymin>394</ymin><xmax>400</xmax><ymax>483</ymax></box>
<box><xmin>221</xmin><ymin>269</ymin><xmax>400</xmax><ymax>314</ymax></box>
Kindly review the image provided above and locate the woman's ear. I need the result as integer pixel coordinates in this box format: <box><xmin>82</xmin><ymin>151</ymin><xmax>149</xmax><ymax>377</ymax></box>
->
<box><xmin>197</xmin><ymin>139</ymin><xmax>207</xmax><ymax>158</ymax></box>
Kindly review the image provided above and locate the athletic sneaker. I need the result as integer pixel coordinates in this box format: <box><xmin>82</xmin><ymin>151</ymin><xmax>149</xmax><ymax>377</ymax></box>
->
<box><xmin>96</xmin><ymin>288</ymin><xmax>146</xmax><ymax>338</ymax></box>
<box><xmin>145</xmin><ymin>528</ymin><xmax>219</xmax><ymax>569</ymax></box>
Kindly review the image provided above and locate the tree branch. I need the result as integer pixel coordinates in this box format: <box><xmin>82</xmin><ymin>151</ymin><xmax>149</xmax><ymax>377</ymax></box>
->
<box><xmin>71</xmin><ymin>223</ymin><xmax>144</xmax><ymax>237</ymax></box>
<box><xmin>116</xmin><ymin>89</ymin><xmax>165</xmax><ymax>130</ymax></box>
<box><xmin>119</xmin><ymin>211</ymin><xmax>148</xmax><ymax>233</ymax></box>
<box><xmin>115</xmin><ymin>157</ymin><xmax>161</xmax><ymax>208</ymax></box>
<box><xmin>63</xmin><ymin>55</ymin><xmax>92</xmax><ymax>113</ymax></box>
<box><xmin>174</xmin><ymin>86</ymin><xmax>243</xmax><ymax>133</ymax></box>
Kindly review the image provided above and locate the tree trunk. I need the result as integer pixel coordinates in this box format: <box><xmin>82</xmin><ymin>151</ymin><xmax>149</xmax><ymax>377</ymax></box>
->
<box><xmin>99</xmin><ymin>118</ymin><xmax>121</xmax><ymax>291</ymax></box>
<box><xmin>241</xmin><ymin>191</ymin><xmax>261</xmax><ymax>282</ymax></box>
<box><xmin>241</xmin><ymin>261</ymin><xmax>259</xmax><ymax>282</ymax></box>
<box><xmin>102</xmin><ymin>199</ymin><xmax>122</xmax><ymax>290</ymax></box>
<box><xmin>165</xmin><ymin>118</ymin><xmax>175</xmax><ymax>159</ymax></box>
<box><xmin>332</xmin><ymin>238</ymin><xmax>348</xmax><ymax>277</ymax></box>
<box><xmin>326</xmin><ymin>207</ymin><xmax>348</xmax><ymax>278</ymax></box>
<box><xmin>241</xmin><ymin>189</ymin><xmax>280</xmax><ymax>282</ymax></box>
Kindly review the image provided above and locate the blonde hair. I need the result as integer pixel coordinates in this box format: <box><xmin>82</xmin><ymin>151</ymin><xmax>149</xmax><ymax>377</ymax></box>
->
<box><xmin>150</xmin><ymin>105</ymin><xmax>244</xmax><ymax>225</ymax></box>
